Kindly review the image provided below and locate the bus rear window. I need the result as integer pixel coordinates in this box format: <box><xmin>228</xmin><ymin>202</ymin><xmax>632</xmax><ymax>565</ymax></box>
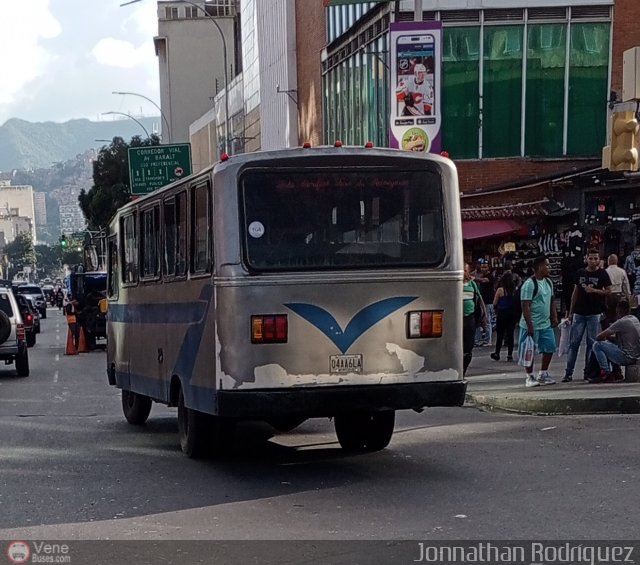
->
<box><xmin>241</xmin><ymin>169</ymin><xmax>445</xmax><ymax>271</ymax></box>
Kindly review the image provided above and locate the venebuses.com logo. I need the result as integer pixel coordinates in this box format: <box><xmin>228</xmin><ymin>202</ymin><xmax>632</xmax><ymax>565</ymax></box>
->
<box><xmin>6</xmin><ymin>542</ymin><xmax>30</xmax><ymax>564</ymax></box>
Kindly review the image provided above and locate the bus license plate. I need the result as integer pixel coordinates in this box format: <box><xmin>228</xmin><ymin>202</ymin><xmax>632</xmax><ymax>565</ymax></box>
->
<box><xmin>330</xmin><ymin>354</ymin><xmax>363</xmax><ymax>374</ymax></box>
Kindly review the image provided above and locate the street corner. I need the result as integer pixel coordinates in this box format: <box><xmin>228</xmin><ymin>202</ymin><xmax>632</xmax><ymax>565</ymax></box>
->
<box><xmin>466</xmin><ymin>383</ymin><xmax>640</xmax><ymax>415</ymax></box>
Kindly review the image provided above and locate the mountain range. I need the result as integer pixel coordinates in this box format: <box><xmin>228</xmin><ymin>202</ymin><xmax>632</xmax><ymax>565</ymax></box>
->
<box><xmin>0</xmin><ymin>117</ymin><xmax>162</xmax><ymax>171</ymax></box>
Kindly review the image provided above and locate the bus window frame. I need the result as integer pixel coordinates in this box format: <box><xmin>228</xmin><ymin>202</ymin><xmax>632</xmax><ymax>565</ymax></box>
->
<box><xmin>162</xmin><ymin>190</ymin><xmax>189</xmax><ymax>283</ymax></box>
<box><xmin>238</xmin><ymin>165</ymin><xmax>448</xmax><ymax>274</ymax></box>
<box><xmin>189</xmin><ymin>180</ymin><xmax>213</xmax><ymax>278</ymax></box>
<box><xmin>139</xmin><ymin>203</ymin><xmax>162</xmax><ymax>283</ymax></box>
<box><xmin>120</xmin><ymin>211</ymin><xmax>139</xmax><ymax>287</ymax></box>
<box><xmin>107</xmin><ymin>234</ymin><xmax>119</xmax><ymax>300</ymax></box>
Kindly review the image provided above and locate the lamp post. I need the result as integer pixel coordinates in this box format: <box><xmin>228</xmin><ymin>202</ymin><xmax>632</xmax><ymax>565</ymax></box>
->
<box><xmin>101</xmin><ymin>111</ymin><xmax>151</xmax><ymax>138</ymax></box>
<box><xmin>112</xmin><ymin>91</ymin><xmax>172</xmax><ymax>143</ymax></box>
<box><xmin>121</xmin><ymin>0</ymin><xmax>231</xmax><ymax>155</ymax></box>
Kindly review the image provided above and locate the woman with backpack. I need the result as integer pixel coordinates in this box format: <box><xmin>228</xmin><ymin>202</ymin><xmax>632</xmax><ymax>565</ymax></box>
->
<box><xmin>490</xmin><ymin>270</ymin><xmax>518</xmax><ymax>362</ymax></box>
<box><xmin>463</xmin><ymin>263</ymin><xmax>487</xmax><ymax>375</ymax></box>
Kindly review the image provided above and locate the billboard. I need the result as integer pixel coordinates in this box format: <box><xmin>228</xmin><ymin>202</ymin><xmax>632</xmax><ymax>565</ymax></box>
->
<box><xmin>389</xmin><ymin>21</ymin><xmax>442</xmax><ymax>154</ymax></box>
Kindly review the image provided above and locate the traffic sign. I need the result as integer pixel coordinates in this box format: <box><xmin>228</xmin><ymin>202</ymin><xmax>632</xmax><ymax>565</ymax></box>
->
<box><xmin>128</xmin><ymin>143</ymin><xmax>192</xmax><ymax>195</ymax></box>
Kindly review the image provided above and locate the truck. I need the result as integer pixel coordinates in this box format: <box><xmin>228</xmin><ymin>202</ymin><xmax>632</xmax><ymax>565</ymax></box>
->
<box><xmin>66</xmin><ymin>271</ymin><xmax>107</xmax><ymax>348</ymax></box>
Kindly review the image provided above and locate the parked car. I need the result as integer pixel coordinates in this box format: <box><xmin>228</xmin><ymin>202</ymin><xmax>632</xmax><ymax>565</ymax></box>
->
<box><xmin>0</xmin><ymin>286</ymin><xmax>29</xmax><ymax>376</ymax></box>
<box><xmin>24</xmin><ymin>296</ymin><xmax>41</xmax><ymax>335</ymax></box>
<box><xmin>14</xmin><ymin>294</ymin><xmax>36</xmax><ymax>347</ymax></box>
<box><xmin>13</xmin><ymin>285</ymin><xmax>47</xmax><ymax>319</ymax></box>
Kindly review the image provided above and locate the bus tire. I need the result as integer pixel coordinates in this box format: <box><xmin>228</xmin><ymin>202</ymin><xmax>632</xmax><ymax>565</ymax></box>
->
<box><xmin>122</xmin><ymin>390</ymin><xmax>152</xmax><ymax>425</ymax></box>
<box><xmin>177</xmin><ymin>388</ymin><xmax>209</xmax><ymax>458</ymax></box>
<box><xmin>15</xmin><ymin>350</ymin><xmax>29</xmax><ymax>377</ymax></box>
<box><xmin>334</xmin><ymin>410</ymin><xmax>395</xmax><ymax>452</ymax></box>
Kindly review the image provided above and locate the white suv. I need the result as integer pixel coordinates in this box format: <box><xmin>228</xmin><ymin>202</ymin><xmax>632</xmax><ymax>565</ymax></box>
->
<box><xmin>0</xmin><ymin>287</ymin><xmax>29</xmax><ymax>376</ymax></box>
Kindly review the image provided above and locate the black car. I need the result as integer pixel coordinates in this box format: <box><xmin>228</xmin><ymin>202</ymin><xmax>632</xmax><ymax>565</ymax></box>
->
<box><xmin>24</xmin><ymin>296</ymin><xmax>41</xmax><ymax>334</ymax></box>
<box><xmin>13</xmin><ymin>285</ymin><xmax>47</xmax><ymax>319</ymax></box>
<box><xmin>14</xmin><ymin>294</ymin><xmax>36</xmax><ymax>347</ymax></box>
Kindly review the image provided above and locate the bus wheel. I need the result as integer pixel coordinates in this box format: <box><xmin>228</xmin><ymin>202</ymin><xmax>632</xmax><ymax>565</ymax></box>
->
<box><xmin>334</xmin><ymin>410</ymin><xmax>395</xmax><ymax>452</ymax></box>
<box><xmin>177</xmin><ymin>388</ymin><xmax>209</xmax><ymax>458</ymax></box>
<box><xmin>122</xmin><ymin>390</ymin><xmax>152</xmax><ymax>425</ymax></box>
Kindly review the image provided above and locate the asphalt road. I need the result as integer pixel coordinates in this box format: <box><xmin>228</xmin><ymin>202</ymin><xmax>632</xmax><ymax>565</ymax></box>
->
<box><xmin>0</xmin><ymin>308</ymin><xmax>639</xmax><ymax>552</ymax></box>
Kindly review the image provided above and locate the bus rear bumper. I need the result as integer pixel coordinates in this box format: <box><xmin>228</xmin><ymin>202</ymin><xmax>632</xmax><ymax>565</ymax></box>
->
<box><xmin>216</xmin><ymin>380</ymin><xmax>467</xmax><ymax>419</ymax></box>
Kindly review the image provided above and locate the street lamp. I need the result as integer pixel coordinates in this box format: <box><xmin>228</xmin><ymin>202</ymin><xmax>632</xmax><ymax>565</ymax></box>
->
<box><xmin>121</xmin><ymin>0</ymin><xmax>231</xmax><ymax>155</ymax></box>
<box><xmin>112</xmin><ymin>91</ymin><xmax>172</xmax><ymax>143</ymax></box>
<box><xmin>101</xmin><ymin>111</ymin><xmax>150</xmax><ymax>138</ymax></box>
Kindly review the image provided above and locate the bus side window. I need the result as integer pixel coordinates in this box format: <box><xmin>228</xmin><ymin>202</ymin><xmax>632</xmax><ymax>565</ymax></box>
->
<box><xmin>163</xmin><ymin>192</ymin><xmax>187</xmax><ymax>278</ymax></box>
<box><xmin>191</xmin><ymin>182</ymin><xmax>211</xmax><ymax>274</ymax></box>
<box><xmin>107</xmin><ymin>237</ymin><xmax>119</xmax><ymax>299</ymax></box>
<box><xmin>121</xmin><ymin>213</ymin><xmax>138</xmax><ymax>284</ymax></box>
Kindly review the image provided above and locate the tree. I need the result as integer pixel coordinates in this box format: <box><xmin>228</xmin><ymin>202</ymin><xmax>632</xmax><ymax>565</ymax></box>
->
<box><xmin>35</xmin><ymin>244</ymin><xmax>62</xmax><ymax>278</ymax></box>
<box><xmin>5</xmin><ymin>232</ymin><xmax>36</xmax><ymax>280</ymax></box>
<box><xmin>79</xmin><ymin>134</ymin><xmax>161</xmax><ymax>230</ymax></box>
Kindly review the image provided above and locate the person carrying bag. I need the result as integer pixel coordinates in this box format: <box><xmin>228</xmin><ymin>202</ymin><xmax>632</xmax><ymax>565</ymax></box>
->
<box><xmin>463</xmin><ymin>263</ymin><xmax>487</xmax><ymax>376</ymax></box>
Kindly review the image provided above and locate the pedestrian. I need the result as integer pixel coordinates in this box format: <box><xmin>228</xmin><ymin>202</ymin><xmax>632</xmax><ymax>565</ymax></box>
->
<box><xmin>490</xmin><ymin>270</ymin><xmax>518</xmax><ymax>362</ymax></box>
<box><xmin>623</xmin><ymin>241</ymin><xmax>640</xmax><ymax>308</ymax></box>
<box><xmin>519</xmin><ymin>255</ymin><xmax>558</xmax><ymax>388</ymax></box>
<box><xmin>589</xmin><ymin>300</ymin><xmax>640</xmax><ymax>383</ymax></box>
<box><xmin>562</xmin><ymin>249</ymin><xmax>612</xmax><ymax>382</ymax></box>
<box><xmin>463</xmin><ymin>263</ymin><xmax>487</xmax><ymax>376</ymax></box>
<box><xmin>65</xmin><ymin>294</ymin><xmax>81</xmax><ymax>350</ymax></box>
<box><xmin>471</xmin><ymin>259</ymin><xmax>495</xmax><ymax>346</ymax></box>
<box><xmin>605</xmin><ymin>254</ymin><xmax>631</xmax><ymax>327</ymax></box>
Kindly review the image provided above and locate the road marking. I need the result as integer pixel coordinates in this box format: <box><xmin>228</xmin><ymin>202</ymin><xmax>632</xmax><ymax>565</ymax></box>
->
<box><xmin>53</xmin><ymin>370</ymin><xmax>58</xmax><ymax>383</ymax></box>
<box><xmin>55</xmin><ymin>354</ymin><xmax>60</xmax><ymax>362</ymax></box>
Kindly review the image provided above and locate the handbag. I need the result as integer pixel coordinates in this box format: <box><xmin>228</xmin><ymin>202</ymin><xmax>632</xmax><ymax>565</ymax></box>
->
<box><xmin>518</xmin><ymin>335</ymin><xmax>535</xmax><ymax>368</ymax></box>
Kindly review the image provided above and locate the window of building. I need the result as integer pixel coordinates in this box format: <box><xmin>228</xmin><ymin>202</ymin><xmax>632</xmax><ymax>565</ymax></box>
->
<box><xmin>191</xmin><ymin>183</ymin><xmax>211</xmax><ymax>274</ymax></box>
<box><xmin>185</xmin><ymin>6</ymin><xmax>198</xmax><ymax>18</ymax></box>
<box><xmin>165</xmin><ymin>6</ymin><xmax>178</xmax><ymax>19</ymax></box>
<box><xmin>525</xmin><ymin>24</ymin><xmax>566</xmax><ymax>156</ymax></box>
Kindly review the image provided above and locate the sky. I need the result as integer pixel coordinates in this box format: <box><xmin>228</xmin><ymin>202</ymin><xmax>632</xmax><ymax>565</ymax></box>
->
<box><xmin>0</xmin><ymin>0</ymin><xmax>160</xmax><ymax>126</ymax></box>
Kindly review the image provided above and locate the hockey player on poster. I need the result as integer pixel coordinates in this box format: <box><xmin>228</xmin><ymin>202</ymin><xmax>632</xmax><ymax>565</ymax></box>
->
<box><xmin>395</xmin><ymin>63</ymin><xmax>434</xmax><ymax>116</ymax></box>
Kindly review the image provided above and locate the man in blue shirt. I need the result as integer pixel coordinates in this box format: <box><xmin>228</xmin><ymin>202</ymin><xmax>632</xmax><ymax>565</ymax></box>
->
<box><xmin>519</xmin><ymin>256</ymin><xmax>559</xmax><ymax>388</ymax></box>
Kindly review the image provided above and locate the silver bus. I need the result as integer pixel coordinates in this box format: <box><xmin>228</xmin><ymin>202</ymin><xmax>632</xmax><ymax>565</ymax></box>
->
<box><xmin>106</xmin><ymin>147</ymin><xmax>466</xmax><ymax>458</ymax></box>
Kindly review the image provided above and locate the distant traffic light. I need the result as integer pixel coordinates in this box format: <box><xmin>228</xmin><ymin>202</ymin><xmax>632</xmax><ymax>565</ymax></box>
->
<box><xmin>60</xmin><ymin>235</ymin><xmax>68</xmax><ymax>248</ymax></box>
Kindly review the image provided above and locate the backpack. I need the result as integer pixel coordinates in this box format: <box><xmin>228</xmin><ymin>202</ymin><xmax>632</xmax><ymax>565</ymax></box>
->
<box><xmin>517</xmin><ymin>277</ymin><xmax>550</xmax><ymax>309</ymax></box>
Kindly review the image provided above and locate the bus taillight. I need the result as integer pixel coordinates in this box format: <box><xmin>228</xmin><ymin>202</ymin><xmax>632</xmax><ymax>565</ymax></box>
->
<box><xmin>407</xmin><ymin>311</ymin><xmax>443</xmax><ymax>339</ymax></box>
<box><xmin>251</xmin><ymin>315</ymin><xmax>288</xmax><ymax>343</ymax></box>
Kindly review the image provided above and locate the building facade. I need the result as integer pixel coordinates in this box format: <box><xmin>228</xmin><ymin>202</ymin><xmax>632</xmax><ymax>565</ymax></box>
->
<box><xmin>155</xmin><ymin>0</ymin><xmax>240</xmax><ymax>144</ymax></box>
<box><xmin>0</xmin><ymin>181</ymin><xmax>37</xmax><ymax>243</ymax></box>
<box><xmin>33</xmin><ymin>192</ymin><xmax>47</xmax><ymax>226</ymax></box>
<box><xmin>188</xmin><ymin>0</ymin><xmax>299</xmax><ymax>170</ymax></box>
<box><xmin>59</xmin><ymin>205</ymin><xmax>86</xmax><ymax>236</ymax></box>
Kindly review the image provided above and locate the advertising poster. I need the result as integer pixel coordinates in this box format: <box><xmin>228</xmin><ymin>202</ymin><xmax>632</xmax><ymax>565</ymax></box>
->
<box><xmin>389</xmin><ymin>21</ymin><xmax>442</xmax><ymax>154</ymax></box>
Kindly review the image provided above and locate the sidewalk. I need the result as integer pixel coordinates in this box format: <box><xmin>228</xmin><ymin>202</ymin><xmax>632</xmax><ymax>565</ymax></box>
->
<box><xmin>464</xmin><ymin>342</ymin><xmax>640</xmax><ymax>415</ymax></box>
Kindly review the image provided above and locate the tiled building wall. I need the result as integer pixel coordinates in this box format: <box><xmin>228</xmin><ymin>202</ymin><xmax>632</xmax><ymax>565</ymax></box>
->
<box><xmin>295</xmin><ymin>0</ymin><xmax>325</xmax><ymax>146</ymax></box>
<box><xmin>456</xmin><ymin>158</ymin><xmax>600</xmax><ymax>194</ymax></box>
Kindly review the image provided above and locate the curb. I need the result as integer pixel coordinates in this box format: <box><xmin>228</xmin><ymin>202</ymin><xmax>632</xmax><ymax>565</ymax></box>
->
<box><xmin>466</xmin><ymin>392</ymin><xmax>640</xmax><ymax>415</ymax></box>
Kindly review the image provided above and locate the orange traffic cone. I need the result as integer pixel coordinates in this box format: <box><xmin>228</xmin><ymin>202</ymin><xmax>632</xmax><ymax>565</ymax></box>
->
<box><xmin>65</xmin><ymin>328</ymin><xmax>78</xmax><ymax>356</ymax></box>
<box><xmin>78</xmin><ymin>326</ymin><xmax>89</xmax><ymax>353</ymax></box>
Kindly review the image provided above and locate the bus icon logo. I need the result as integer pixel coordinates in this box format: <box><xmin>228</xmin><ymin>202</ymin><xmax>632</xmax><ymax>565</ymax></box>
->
<box><xmin>174</xmin><ymin>166</ymin><xmax>184</xmax><ymax>177</ymax></box>
<box><xmin>7</xmin><ymin>541</ymin><xmax>30</xmax><ymax>564</ymax></box>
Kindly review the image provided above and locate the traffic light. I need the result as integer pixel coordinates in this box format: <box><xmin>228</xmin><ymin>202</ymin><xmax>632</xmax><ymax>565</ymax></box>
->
<box><xmin>60</xmin><ymin>235</ymin><xmax>68</xmax><ymax>248</ymax></box>
<box><xmin>610</xmin><ymin>111</ymin><xmax>639</xmax><ymax>171</ymax></box>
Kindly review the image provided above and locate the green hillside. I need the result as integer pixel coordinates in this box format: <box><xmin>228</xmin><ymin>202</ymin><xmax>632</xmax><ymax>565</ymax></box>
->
<box><xmin>0</xmin><ymin>117</ymin><xmax>161</xmax><ymax>171</ymax></box>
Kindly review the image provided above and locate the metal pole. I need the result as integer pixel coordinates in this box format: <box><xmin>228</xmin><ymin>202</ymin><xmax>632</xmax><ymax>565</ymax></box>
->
<box><xmin>112</xmin><ymin>91</ymin><xmax>172</xmax><ymax>142</ymax></box>
<box><xmin>414</xmin><ymin>0</ymin><xmax>423</xmax><ymax>21</ymax></box>
<box><xmin>101</xmin><ymin>111</ymin><xmax>150</xmax><ymax>138</ymax></box>
<box><xmin>177</xmin><ymin>0</ymin><xmax>230</xmax><ymax>155</ymax></box>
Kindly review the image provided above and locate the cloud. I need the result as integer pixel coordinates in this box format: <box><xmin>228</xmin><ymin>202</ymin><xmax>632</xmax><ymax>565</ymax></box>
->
<box><xmin>0</xmin><ymin>0</ymin><xmax>61</xmax><ymax>105</ymax></box>
<box><xmin>92</xmin><ymin>38</ymin><xmax>154</xmax><ymax>69</ymax></box>
<box><xmin>0</xmin><ymin>0</ymin><xmax>160</xmax><ymax>124</ymax></box>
